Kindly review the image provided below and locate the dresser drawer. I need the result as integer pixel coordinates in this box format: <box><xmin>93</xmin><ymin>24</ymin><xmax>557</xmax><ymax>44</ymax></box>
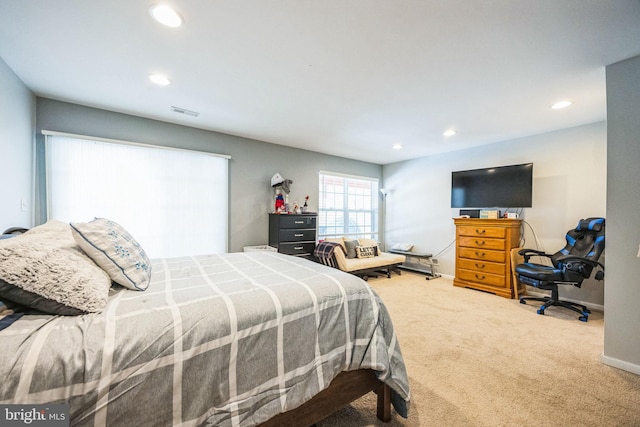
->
<box><xmin>457</xmin><ymin>258</ymin><xmax>505</xmax><ymax>275</ymax></box>
<box><xmin>278</xmin><ymin>242</ymin><xmax>316</xmax><ymax>256</ymax></box>
<box><xmin>457</xmin><ymin>226</ymin><xmax>506</xmax><ymax>239</ymax></box>
<box><xmin>458</xmin><ymin>247</ymin><xmax>505</xmax><ymax>263</ymax></box>
<box><xmin>458</xmin><ymin>236</ymin><xmax>506</xmax><ymax>250</ymax></box>
<box><xmin>279</xmin><ymin>229</ymin><xmax>315</xmax><ymax>242</ymax></box>
<box><xmin>279</xmin><ymin>215</ymin><xmax>317</xmax><ymax>229</ymax></box>
<box><xmin>458</xmin><ymin>269</ymin><xmax>506</xmax><ymax>287</ymax></box>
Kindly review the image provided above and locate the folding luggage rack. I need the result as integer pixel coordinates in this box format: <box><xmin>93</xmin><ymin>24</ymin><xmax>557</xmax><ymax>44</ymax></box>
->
<box><xmin>389</xmin><ymin>249</ymin><xmax>441</xmax><ymax>280</ymax></box>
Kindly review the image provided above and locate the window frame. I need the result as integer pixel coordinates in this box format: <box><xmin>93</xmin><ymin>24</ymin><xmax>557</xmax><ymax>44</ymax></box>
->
<box><xmin>318</xmin><ymin>171</ymin><xmax>380</xmax><ymax>241</ymax></box>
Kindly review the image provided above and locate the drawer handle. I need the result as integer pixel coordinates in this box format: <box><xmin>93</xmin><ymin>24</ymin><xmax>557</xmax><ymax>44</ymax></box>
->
<box><xmin>295</xmin><ymin>221</ymin><xmax>304</xmax><ymax>224</ymax></box>
<box><xmin>475</xmin><ymin>251</ymin><xmax>485</xmax><ymax>257</ymax></box>
<box><xmin>475</xmin><ymin>274</ymin><xmax>486</xmax><ymax>280</ymax></box>
<box><xmin>294</xmin><ymin>233</ymin><xmax>304</xmax><ymax>237</ymax></box>
<box><xmin>475</xmin><ymin>263</ymin><xmax>485</xmax><ymax>269</ymax></box>
<box><xmin>294</xmin><ymin>246</ymin><xmax>304</xmax><ymax>250</ymax></box>
<box><xmin>475</xmin><ymin>229</ymin><xmax>486</xmax><ymax>235</ymax></box>
<box><xmin>475</xmin><ymin>240</ymin><xmax>485</xmax><ymax>246</ymax></box>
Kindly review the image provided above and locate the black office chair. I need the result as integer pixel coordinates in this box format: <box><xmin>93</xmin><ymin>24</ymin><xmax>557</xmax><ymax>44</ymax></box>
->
<box><xmin>515</xmin><ymin>217</ymin><xmax>605</xmax><ymax>322</ymax></box>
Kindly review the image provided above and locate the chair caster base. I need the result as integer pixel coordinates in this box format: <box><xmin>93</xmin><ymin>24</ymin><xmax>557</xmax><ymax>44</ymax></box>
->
<box><xmin>519</xmin><ymin>296</ymin><xmax>592</xmax><ymax>322</ymax></box>
<box><xmin>579</xmin><ymin>310</ymin><xmax>590</xmax><ymax>322</ymax></box>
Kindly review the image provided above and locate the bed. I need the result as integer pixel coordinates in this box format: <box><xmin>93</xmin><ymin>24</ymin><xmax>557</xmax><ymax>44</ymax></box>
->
<box><xmin>0</xmin><ymin>220</ymin><xmax>410</xmax><ymax>426</ymax></box>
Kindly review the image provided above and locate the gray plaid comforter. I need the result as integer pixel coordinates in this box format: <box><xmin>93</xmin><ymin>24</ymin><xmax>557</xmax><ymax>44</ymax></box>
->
<box><xmin>0</xmin><ymin>252</ymin><xmax>410</xmax><ymax>426</ymax></box>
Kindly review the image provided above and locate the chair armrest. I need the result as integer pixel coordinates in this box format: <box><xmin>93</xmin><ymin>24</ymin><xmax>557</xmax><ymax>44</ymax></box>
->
<box><xmin>518</xmin><ymin>249</ymin><xmax>552</xmax><ymax>263</ymax></box>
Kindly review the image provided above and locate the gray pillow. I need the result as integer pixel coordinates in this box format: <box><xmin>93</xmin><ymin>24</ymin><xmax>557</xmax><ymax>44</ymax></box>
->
<box><xmin>344</xmin><ymin>239</ymin><xmax>360</xmax><ymax>259</ymax></box>
<box><xmin>0</xmin><ymin>220</ymin><xmax>111</xmax><ymax>315</ymax></box>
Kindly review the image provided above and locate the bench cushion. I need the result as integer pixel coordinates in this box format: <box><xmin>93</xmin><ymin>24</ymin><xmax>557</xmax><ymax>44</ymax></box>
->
<box><xmin>341</xmin><ymin>252</ymin><xmax>406</xmax><ymax>272</ymax></box>
<box><xmin>321</xmin><ymin>237</ymin><xmax>405</xmax><ymax>272</ymax></box>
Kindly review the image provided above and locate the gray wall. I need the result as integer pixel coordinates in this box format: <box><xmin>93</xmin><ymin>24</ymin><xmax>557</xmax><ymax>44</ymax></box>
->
<box><xmin>0</xmin><ymin>57</ymin><xmax>35</xmax><ymax>230</ymax></box>
<box><xmin>382</xmin><ymin>122</ymin><xmax>607</xmax><ymax>306</ymax></box>
<box><xmin>35</xmin><ymin>98</ymin><xmax>382</xmax><ymax>252</ymax></box>
<box><xmin>603</xmin><ymin>54</ymin><xmax>640</xmax><ymax>374</ymax></box>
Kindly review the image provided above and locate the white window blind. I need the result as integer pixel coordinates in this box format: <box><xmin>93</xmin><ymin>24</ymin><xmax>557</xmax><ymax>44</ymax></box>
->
<box><xmin>318</xmin><ymin>172</ymin><xmax>379</xmax><ymax>240</ymax></box>
<box><xmin>44</xmin><ymin>133</ymin><xmax>228</xmax><ymax>258</ymax></box>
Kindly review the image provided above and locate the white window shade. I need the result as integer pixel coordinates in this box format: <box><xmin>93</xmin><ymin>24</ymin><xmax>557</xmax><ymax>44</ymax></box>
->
<box><xmin>45</xmin><ymin>133</ymin><xmax>228</xmax><ymax>258</ymax></box>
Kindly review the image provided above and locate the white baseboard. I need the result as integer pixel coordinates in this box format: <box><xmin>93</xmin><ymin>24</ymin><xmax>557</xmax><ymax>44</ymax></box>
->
<box><xmin>600</xmin><ymin>354</ymin><xmax>640</xmax><ymax>375</ymax></box>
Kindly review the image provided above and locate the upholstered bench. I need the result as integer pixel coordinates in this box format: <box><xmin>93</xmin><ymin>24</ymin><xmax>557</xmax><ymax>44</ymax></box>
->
<box><xmin>314</xmin><ymin>237</ymin><xmax>406</xmax><ymax>281</ymax></box>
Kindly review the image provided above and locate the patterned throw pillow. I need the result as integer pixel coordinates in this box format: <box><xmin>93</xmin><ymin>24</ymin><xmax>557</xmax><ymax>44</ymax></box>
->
<box><xmin>355</xmin><ymin>245</ymin><xmax>378</xmax><ymax>259</ymax></box>
<box><xmin>70</xmin><ymin>218</ymin><xmax>152</xmax><ymax>291</ymax></box>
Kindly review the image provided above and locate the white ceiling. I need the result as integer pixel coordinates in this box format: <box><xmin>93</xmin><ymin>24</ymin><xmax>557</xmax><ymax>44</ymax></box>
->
<box><xmin>1</xmin><ymin>1</ymin><xmax>640</xmax><ymax>164</ymax></box>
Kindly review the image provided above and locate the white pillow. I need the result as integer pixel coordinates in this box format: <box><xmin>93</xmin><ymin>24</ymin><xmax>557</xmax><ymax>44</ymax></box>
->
<box><xmin>70</xmin><ymin>218</ymin><xmax>152</xmax><ymax>291</ymax></box>
<box><xmin>391</xmin><ymin>242</ymin><xmax>413</xmax><ymax>251</ymax></box>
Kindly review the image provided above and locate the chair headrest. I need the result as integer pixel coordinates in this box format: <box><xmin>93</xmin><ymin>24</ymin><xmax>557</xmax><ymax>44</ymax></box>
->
<box><xmin>576</xmin><ymin>217</ymin><xmax>605</xmax><ymax>232</ymax></box>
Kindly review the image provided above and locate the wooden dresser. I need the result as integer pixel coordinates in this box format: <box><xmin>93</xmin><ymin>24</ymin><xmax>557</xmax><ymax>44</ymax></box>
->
<box><xmin>269</xmin><ymin>213</ymin><xmax>317</xmax><ymax>260</ymax></box>
<box><xmin>453</xmin><ymin>218</ymin><xmax>522</xmax><ymax>298</ymax></box>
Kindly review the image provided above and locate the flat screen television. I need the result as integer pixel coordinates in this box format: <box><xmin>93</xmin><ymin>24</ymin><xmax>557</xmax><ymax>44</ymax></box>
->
<box><xmin>451</xmin><ymin>163</ymin><xmax>533</xmax><ymax>208</ymax></box>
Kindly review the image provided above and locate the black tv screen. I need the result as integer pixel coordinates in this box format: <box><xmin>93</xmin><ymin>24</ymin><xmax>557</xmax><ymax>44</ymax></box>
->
<box><xmin>451</xmin><ymin>163</ymin><xmax>533</xmax><ymax>208</ymax></box>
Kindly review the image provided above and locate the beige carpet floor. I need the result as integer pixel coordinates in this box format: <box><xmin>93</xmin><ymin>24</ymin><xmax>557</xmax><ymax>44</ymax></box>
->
<box><xmin>317</xmin><ymin>272</ymin><xmax>640</xmax><ymax>427</ymax></box>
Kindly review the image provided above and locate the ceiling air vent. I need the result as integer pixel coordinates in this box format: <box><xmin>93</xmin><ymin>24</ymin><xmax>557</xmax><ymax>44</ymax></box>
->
<box><xmin>171</xmin><ymin>106</ymin><xmax>199</xmax><ymax>117</ymax></box>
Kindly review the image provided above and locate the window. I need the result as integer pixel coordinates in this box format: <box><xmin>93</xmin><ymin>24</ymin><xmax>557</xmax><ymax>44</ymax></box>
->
<box><xmin>44</xmin><ymin>132</ymin><xmax>229</xmax><ymax>258</ymax></box>
<box><xmin>318</xmin><ymin>172</ymin><xmax>379</xmax><ymax>240</ymax></box>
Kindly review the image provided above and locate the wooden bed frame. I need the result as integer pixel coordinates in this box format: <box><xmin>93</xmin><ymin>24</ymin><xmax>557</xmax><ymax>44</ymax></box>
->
<box><xmin>258</xmin><ymin>369</ymin><xmax>391</xmax><ymax>427</ymax></box>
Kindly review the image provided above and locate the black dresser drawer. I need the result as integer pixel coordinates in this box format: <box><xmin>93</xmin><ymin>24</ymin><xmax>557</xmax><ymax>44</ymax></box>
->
<box><xmin>278</xmin><ymin>242</ymin><xmax>316</xmax><ymax>256</ymax></box>
<box><xmin>279</xmin><ymin>215</ymin><xmax>317</xmax><ymax>229</ymax></box>
<box><xmin>269</xmin><ymin>213</ymin><xmax>318</xmax><ymax>258</ymax></box>
<box><xmin>279</xmin><ymin>229</ymin><xmax>315</xmax><ymax>242</ymax></box>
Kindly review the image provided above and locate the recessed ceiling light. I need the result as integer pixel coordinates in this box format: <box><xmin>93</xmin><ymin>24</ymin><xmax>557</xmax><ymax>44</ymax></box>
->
<box><xmin>149</xmin><ymin>73</ymin><xmax>171</xmax><ymax>86</ymax></box>
<box><xmin>443</xmin><ymin>129</ymin><xmax>457</xmax><ymax>137</ymax></box>
<box><xmin>150</xmin><ymin>5</ymin><xmax>183</xmax><ymax>28</ymax></box>
<box><xmin>393</xmin><ymin>144</ymin><xmax>403</xmax><ymax>150</ymax></box>
<box><xmin>550</xmin><ymin>100</ymin><xmax>572</xmax><ymax>110</ymax></box>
